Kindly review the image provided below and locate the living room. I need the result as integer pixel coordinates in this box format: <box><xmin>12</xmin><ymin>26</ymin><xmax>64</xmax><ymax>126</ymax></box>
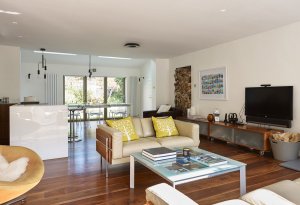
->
<box><xmin>1</xmin><ymin>1</ymin><xmax>300</xmax><ymax>205</ymax></box>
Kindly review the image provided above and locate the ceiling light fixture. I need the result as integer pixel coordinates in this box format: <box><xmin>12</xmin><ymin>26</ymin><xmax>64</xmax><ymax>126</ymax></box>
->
<box><xmin>28</xmin><ymin>48</ymin><xmax>48</xmax><ymax>80</ymax></box>
<box><xmin>98</xmin><ymin>56</ymin><xmax>132</xmax><ymax>60</ymax></box>
<box><xmin>0</xmin><ymin>10</ymin><xmax>21</xmax><ymax>15</ymax></box>
<box><xmin>17</xmin><ymin>35</ymin><xmax>23</xmax><ymax>38</ymax></box>
<box><xmin>12</xmin><ymin>21</ymin><xmax>18</xmax><ymax>24</ymax></box>
<box><xmin>38</xmin><ymin>48</ymin><xmax>47</xmax><ymax>79</ymax></box>
<box><xmin>220</xmin><ymin>9</ymin><xmax>227</xmax><ymax>12</ymax></box>
<box><xmin>88</xmin><ymin>55</ymin><xmax>92</xmax><ymax>78</ymax></box>
<box><xmin>33</xmin><ymin>50</ymin><xmax>77</xmax><ymax>56</ymax></box>
<box><xmin>124</xmin><ymin>43</ymin><xmax>140</xmax><ymax>48</ymax></box>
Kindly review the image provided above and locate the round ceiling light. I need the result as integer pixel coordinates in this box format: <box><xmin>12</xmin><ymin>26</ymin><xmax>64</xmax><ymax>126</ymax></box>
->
<box><xmin>124</xmin><ymin>43</ymin><xmax>140</xmax><ymax>48</ymax></box>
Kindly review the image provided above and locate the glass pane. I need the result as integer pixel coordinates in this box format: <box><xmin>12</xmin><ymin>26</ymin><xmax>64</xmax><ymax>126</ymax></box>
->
<box><xmin>86</xmin><ymin>107</ymin><xmax>104</xmax><ymax>120</ymax></box>
<box><xmin>64</xmin><ymin>76</ymin><xmax>84</xmax><ymax>104</ymax></box>
<box><xmin>107</xmin><ymin>106</ymin><xmax>128</xmax><ymax>119</ymax></box>
<box><xmin>107</xmin><ymin>77</ymin><xmax>125</xmax><ymax>104</ymax></box>
<box><xmin>87</xmin><ymin>77</ymin><xmax>104</xmax><ymax>104</ymax></box>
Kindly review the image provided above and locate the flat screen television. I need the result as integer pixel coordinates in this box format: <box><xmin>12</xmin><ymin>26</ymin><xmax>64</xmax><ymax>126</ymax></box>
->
<box><xmin>245</xmin><ymin>86</ymin><xmax>293</xmax><ymax>127</ymax></box>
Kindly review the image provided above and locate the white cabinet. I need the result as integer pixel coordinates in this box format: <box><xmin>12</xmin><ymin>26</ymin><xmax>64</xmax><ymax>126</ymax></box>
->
<box><xmin>10</xmin><ymin>105</ymin><xmax>68</xmax><ymax>160</ymax></box>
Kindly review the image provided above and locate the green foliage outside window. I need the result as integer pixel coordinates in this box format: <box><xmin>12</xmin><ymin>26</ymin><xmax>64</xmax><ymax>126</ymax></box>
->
<box><xmin>107</xmin><ymin>77</ymin><xmax>125</xmax><ymax>103</ymax></box>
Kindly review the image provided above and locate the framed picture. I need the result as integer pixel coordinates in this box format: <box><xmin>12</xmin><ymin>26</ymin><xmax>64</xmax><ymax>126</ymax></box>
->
<box><xmin>199</xmin><ymin>67</ymin><xmax>227</xmax><ymax>100</ymax></box>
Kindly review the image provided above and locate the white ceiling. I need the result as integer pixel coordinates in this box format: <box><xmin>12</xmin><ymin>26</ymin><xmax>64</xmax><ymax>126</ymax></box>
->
<box><xmin>21</xmin><ymin>49</ymin><xmax>148</xmax><ymax>68</ymax></box>
<box><xmin>1</xmin><ymin>0</ymin><xmax>300</xmax><ymax>58</ymax></box>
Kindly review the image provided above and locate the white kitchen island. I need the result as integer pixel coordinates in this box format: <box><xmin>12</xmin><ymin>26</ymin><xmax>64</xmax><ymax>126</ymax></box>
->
<box><xmin>10</xmin><ymin>104</ymin><xmax>68</xmax><ymax>160</ymax></box>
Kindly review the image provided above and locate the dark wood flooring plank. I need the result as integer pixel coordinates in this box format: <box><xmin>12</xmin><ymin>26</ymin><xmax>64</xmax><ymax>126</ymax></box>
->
<box><xmin>24</xmin><ymin>122</ymin><xmax>300</xmax><ymax>205</ymax></box>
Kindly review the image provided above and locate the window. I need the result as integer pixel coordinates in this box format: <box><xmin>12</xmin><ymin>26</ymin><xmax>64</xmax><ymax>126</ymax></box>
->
<box><xmin>64</xmin><ymin>76</ymin><xmax>126</xmax><ymax>119</ymax></box>
<box><xmin>87</xmin><ymin>77</ymin><xmax>105</xmax><ymax>104</ymax></box>
<box><xmin>107</xmin><ymin>77</ymin><xmax>125</xmax><ymax>104</ymax></box>
<box><xmin>64</xmin><ymin>76</ymin><xmax>84</xmax><ymax>104</ymax></box>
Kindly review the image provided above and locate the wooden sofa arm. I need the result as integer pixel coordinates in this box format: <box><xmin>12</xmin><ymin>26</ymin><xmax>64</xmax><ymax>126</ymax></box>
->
<box><xmin>96</xmin><ymin>125</ymin><xmax>123</xmax><ymax>164</ymax></box>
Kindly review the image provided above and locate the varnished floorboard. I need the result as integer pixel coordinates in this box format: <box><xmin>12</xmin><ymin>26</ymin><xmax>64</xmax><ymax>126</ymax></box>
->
<box><xmin>24</xmin><ymin>122</ymin><xmax>300</xmax><ymax>205</ymax></box>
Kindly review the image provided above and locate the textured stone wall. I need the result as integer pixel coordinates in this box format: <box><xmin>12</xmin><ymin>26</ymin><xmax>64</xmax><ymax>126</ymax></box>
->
<box><xmin>174</xmin><ymin>66</ymin><xmax>191</xmax><ymax>116</ymax></box>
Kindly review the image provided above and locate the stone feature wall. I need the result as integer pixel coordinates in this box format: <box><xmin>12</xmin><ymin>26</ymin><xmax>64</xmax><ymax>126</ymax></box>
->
<box><xmin>174</xmin><ymin>66</ymin><xmax>191</xmax><ymax>116</ymax></box>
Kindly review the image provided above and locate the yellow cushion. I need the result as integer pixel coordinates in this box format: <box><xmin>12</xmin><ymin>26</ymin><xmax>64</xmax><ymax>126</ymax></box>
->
<box><xmin>152</xmin><ymin>116</ymin><xmax>179</xmax><ymax>138</ymax></box>
<box><xmin>106</xmin><ymin>117</ymin><xmax>139</xmax><ymax>142</ymax></box>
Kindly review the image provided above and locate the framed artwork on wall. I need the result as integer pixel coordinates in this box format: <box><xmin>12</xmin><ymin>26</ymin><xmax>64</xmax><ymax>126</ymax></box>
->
<box><xmin>199</xmin><ymin>67</ymin><xmax>227</xmax><ymax>100</ymax></box>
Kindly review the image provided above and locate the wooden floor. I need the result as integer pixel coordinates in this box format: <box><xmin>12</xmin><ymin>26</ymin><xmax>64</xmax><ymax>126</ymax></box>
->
<box><xmin>24</xmin><ymin>121</ymin><xmax>300</xmax><ymax>205</ymax></box>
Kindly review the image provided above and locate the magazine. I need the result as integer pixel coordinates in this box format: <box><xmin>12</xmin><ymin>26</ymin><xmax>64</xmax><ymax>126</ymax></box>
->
<box><xmin>165</xmin><ymin>159</ymin><xmax>206</xmax><ymax>173</ymax></box>
<box><xmin>191</xmin><ymin>152</ymin><xmax>227</xmax><ymax>167</ymax></box>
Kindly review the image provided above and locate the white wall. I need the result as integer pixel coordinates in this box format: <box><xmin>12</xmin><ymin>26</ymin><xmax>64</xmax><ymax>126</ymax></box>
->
<box><xmin>170</xmin><ymin>21</ymin><xmax>300</xmax><ymax>131</ymax></box>
<box><xmin>0</xmin><ymin>45</ymin><xmax>20</xmax><ymax>102</ymax></box>
<box><xmin>141</xmin><ymin>60</ymin><xmax>156</xmax><ymax>112</ymax></box>
<box><xmin>20</xmin><ymin>62</ymin><xmax>141</xmax><ymax>105</ymax></box>
<box><xmin>155</xmin><ymin>59</ymin><xmax>171</xmax><ymax>106</ymax></box>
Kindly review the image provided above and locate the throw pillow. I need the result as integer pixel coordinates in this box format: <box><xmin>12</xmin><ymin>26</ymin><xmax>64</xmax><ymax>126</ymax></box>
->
<box><xmin>106</xmin><ymin>117</ymin><xmax>139</xmax><ymax>142</ymax></box>
<box><xmin>157</xmin><ymin>105</ymin><xmax>171</xmax><ymax>113</ymax></box>
<box><xmin>152</xmin><ymin>116</ymin><xmax>179</xmax><ymax>138</ymax></box>
<box><xmin>0</xmin><ymin>155</ymin><xmax>29</xmax><ymax>182</ymax></box>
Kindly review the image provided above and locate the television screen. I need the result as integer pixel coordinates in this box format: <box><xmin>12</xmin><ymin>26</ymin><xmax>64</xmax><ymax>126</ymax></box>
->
<box><xmin>245</xmin><ymin>86</ymin><xmax>293</xmax><ymax>120</ymax></box>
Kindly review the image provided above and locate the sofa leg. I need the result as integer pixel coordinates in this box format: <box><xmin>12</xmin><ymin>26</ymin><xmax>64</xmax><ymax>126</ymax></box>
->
<box><xmin>100</xmin><ymin>156</ymin><xmax>103</xmax><ymax>170</ymax></box>
<box><xmin>106</xmin><ymin>159</ymin><xmax>109</xmax><ymax>178</ymax></box>
<box><xmin>105</xmin><ymin>137</ymin><xmax>109</xmax><ymax>178</ymax></box>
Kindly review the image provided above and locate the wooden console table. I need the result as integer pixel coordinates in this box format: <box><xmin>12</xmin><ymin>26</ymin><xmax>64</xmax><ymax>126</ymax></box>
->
<box><xmin>178</xmin><ymin>117</ymin><xmax>283</xmax><ymax>156</ymax></box>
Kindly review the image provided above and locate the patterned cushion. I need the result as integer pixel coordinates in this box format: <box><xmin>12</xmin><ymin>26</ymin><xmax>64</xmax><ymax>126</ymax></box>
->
<box><xmin>106</xmin><ymin>117</ymin><xmax>139</xmax><ymax>142</ymax></box>
<box><xmin>152</xmin><ymin>116</ymin><xmax>179</xmax><ymax>138</ymax></box>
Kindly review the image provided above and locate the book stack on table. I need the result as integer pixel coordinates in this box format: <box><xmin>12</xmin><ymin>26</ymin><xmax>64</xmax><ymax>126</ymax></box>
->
<box><xmin>142</xmin><ymin>147</ymin><xmax>177</xmax><ymax>161</ymax></box>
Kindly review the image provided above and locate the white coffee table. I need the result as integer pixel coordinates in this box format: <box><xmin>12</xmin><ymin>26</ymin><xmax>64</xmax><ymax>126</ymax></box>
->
<box><xmin>130</xmin><ymin>147</ymin><xmax>247</xmax><ymax>196</ymax></box>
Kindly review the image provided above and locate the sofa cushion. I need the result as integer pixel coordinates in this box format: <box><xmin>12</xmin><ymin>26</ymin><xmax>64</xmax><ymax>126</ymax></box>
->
<box><xmin>152</xmin><ymin>116</ymin><xmax>179</xmax><ymax>138</ymax></box>
<box><xmin>263</xmin><ymin>180</ymin><xmax>300</xmax><ymax>204</ymax></box>
<box><xmin>241</xmin><ymin>188</ymin><xmax>295</xmax><ymax>205</ymax></box>
<box><xmin>141</xmin><ymin>118</ymin><xmax>155</xmax><ymax>137</ymax></box>
<box><xmin>157</xmin><ymin>136</ymin><xmax>195</xmax><ymax>148</ymax></box>
<box><xmin>132</xmin><ymin>117</ymin><xmax>144</xmax><ymax>137</ymax></box>
<box><xmin>146</xmin><ymin>183</ymin><xmax>198</xmax><ymax>205</ymax></box>
<box><xmin>123</xmin><ymin>137</ymin><xmax>161</xmax><ymax>157</ymax></box>
<box><xmin>106</xmin><ymin>117</ymin><xmax>139</xmax><ymax>142</ymax></box>
<box><xmin>213</xmin><ymin>199</ymin><xmax>250</xmax><ymax>205</ymax></box>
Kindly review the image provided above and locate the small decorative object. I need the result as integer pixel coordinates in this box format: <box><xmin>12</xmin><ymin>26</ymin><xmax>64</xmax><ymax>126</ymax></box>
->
<box><xmin>213</xmin><ymin>108</ymin><xmax>220</xmax><ymax>122</ymax></box>
<box><xmin>187</xmin><ymin>108</ymin><xmax>190</xmax><ymax>117</ymax></box>
<box><xmin>207</xmin><ymin>114</ymin><xmax>215</xmax><ymax>122</ymax></box>
<box><xmin>183</xmin><ymin>148</ymin><xmax>190</xmax><ymax>158</ymax></box>
<box><xmin>199</xmin><ymin>67</ymin><xmax>227</xmax><ymax>100</ymax></box>
<box><xmin>2</xmin><ymin>97</ymin><xmax>9</xmax><ymax>103</ymax></box>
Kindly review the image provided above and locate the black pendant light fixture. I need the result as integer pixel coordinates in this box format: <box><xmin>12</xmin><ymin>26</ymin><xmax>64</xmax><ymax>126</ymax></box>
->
<box><xmin>88</xmin><ymin>55</ymin><xmax>92</xmax><ymax>78</ymax></box>
<box><xmin>38</xmin><ymin>48</ymin><xmax>47</xmax><ymax>79</ymax></box>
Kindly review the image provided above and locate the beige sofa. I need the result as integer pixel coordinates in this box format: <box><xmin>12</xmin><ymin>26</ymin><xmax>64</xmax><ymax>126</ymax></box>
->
<box><xmin>96</xmin><ymin>118</ymin><xmax>199</xmax><ymax>167</ymax></box>
<box><xmin>145</xmin><ymin>178</ymin><xmax>300</xmax><ymax>205</ymax></box>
